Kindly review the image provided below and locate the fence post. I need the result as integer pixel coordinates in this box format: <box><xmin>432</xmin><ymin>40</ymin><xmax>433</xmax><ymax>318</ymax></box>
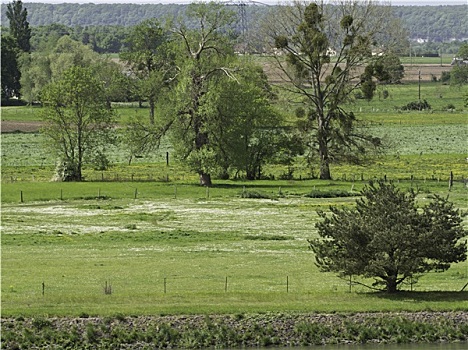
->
<box><xmin>42</xmin><ymin>281</ymin><xmax>45</xmax><ymax>296</ymax></box>
<box><xmin>225</xmin><ymin>276</ymin><xmax>228</xmax><ymax>292</ymax></box>
<box><xmin>449</xmin><ymin>171</ymin><xmax>453</xmax><ymax>191</ymax></box>
<box><xmin>287</xmin><ymin>276</ymin><xmax>289</xmax><ymax>293</ymax></box>
<box><xmin>20</xmin><ymin>190</ymin><xmax>23</xmax><ymax>203</ymax></box>
<box><xmin>134</xmin><ymin>188</ymin><xmax>138</xmax><ymax>199</ymax></box>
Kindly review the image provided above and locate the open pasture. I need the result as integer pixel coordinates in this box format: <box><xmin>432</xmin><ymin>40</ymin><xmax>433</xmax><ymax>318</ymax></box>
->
<box><xmin>2</xmin><ymin>188</ymin><xmax>468</xmax><ymax>317</ymax></box>
<box><xmin>1</xmin><ymin>80</ymin><xmax>468</xmax><ymax>317</ymax></box>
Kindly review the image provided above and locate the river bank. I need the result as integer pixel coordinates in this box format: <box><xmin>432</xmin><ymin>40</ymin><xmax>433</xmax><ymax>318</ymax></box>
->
<box><xmin>1</xmin><ymin>312</ymin><xmax>467</xmax><ymax>349</ymax></box>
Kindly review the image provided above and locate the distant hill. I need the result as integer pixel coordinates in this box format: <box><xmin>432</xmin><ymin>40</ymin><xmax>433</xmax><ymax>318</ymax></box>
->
<box><xmin>1</xmin><ymin>3</ymin><xmax>467</xmax><ymax>42</ymax></box>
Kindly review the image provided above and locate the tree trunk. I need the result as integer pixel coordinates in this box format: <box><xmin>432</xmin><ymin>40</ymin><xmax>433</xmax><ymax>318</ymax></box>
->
<box><xmin>149</xmin><ymin>98</ymin><xmax>155</xmax><ymax>125</ymax></box>
<box><xmin>199</xmin><ymin>172</ymin><xmax>212</xmax><ymax>187</ymax></box>
<box><xmin>386</xmin><ymin>276</ymin><xmax>398</xmax><ymax>293</ymax></box>
<box><xmin>318</xmin><ymin>136</ymin><xmax>331</xmax><ymax>180</ymax></box>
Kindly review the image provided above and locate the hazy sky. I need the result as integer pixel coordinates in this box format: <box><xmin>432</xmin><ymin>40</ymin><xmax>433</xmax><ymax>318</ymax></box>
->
<box><xmin>4</xmin><ymin>0</ymin><xmax>468</xmax><ymax>5</ymax></box>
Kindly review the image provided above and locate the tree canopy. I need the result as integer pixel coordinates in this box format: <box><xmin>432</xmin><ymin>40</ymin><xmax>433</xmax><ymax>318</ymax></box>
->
<box><xmin>268</xmin><ymin>0</ymin><xmax>391</xmax><ymax>179</ymax></box>
<box><xmin>310</xmin><ymin>181</ymin><xmax>467</xmax><ymax>293</ymax></box>
<box><xmin>6</xmin><ymin>0</ymin><xmax>31</xmax><ymax>52</ymax></box>
<box><xmin>1</xmin><ymin>35</ymin><xmax>22</xmax><ymax>104</ymax></box>
<box><xmin>2</xmin><ymin>2</ymin><xmax>466</xmax><ymax>43</ymax></box>
<box><xmin>40</xmin><ymin>66</ymin><xmax>115</xmax><ymax>181</ymax></box>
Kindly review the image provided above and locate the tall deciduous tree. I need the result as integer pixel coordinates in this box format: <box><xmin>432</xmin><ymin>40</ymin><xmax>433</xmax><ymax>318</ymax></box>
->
<box><xmin>120</xmin><ymin>19</ymin><xmax>174</xmax><ymax>124</ymax></box>
<box><xmin>170</xmin><ymin>1</ymin><xmax>237</xmax><ymax>186</ymax></box>
<box><xmin>199</xmin><ymin>64</ymin><xmax>301</xmax><ymax>180</ymax></box>
<box><xmin>309</xmin><ymin>181</ymin><xmax>467</xmax><ymax>293</ymax></box>
<box><xmin>40</xmin><ymin>66</ymin><xmax>115</xmax><ymax>181</ymax></box>
<box><xmin>6</xmin><ymin>0</ymin><xmax>31</xmax><ymax>53</ymax></box>
<box><xmin>266</xmin><ymin>1</ymin><xmax>401</xmax><ymax>179</ymax></box>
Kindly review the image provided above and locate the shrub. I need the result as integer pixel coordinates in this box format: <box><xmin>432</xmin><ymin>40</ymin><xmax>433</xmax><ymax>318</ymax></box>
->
<box><xmin>305</xmin><ymin>190</ymin><xmax>355</xmax><ymax>198</ymax></box>
<box><xmin>400</xmin><ymin>99</ymin><xmax>431</xmax><ymax>111</ymax></box>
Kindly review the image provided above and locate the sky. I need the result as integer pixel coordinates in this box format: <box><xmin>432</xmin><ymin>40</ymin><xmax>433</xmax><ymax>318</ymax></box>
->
<box><xmin>3</xmin><ymin>0</ymin><xmax>467</xmax><ymax>5</ymax></box>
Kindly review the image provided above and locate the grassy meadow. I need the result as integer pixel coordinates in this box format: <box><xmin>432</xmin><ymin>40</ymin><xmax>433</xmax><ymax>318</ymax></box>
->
<box><xmin>1</xmin><ymin>80</ymin><xmax>468</xmax><ymax>317</ymax></box>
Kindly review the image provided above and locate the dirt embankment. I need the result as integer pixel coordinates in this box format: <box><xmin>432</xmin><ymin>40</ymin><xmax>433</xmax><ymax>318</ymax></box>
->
<box><xmin>1</xmin><ymin>312</ymin><xmax>467</xmax><ymax>349</ymax></box>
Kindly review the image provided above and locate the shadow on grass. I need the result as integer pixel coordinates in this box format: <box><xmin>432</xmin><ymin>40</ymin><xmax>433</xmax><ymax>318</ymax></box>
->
<box><xmin>372</xmin><ymin>291</ymin><xmax>468</xmax><ymax>303</ymax></box>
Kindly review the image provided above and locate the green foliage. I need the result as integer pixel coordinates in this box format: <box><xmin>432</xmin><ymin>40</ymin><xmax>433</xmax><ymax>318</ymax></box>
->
<box><xmin>120</xmin><ymin>19</ymin><xmax>174</xmax><ymax>123</ymax></box>
<box><xmin>6</xmin><ymin>0</ymin><xmax>31</xmax><ymax>52</ymax></box>
<box><xmin>372</xmin><ymin>53</ymin><xmax>405</xmax><ymax>84</ymax></box>
<box><xmin>450</xmin><ymin>65</ymin><xmax>468</xmax><ymax>86</ymax></box>
<box><xmin>400</xmin><ymin>99</ymin><xmax>431</xmax><ymax>111</ymax></box>
<box><xmin>40</xmin><ymin>66</ymin><xmax>115</xmax><ymax>181</ymax></box>
<box><xmin>169</xmin><ymin>2</ymin><xmax>238</xmax><ymax>186</ymax></box>
<box><xmin>1</xmin><ymin>34</ymin><xmax>22</xmax><ymax>103</ymax></box>
<box><xmin>456</xmin><ymin>43</ymin><xmax>468</xmax><ymax>60</ymax></box>
<box><xmin>270</xmin><ymin>1</ymin><xmax>393</xmax><ymax>179</ymax></box>
<box><xmin>310</xmin><ymin>181</ymin><xmax>467</xmax><ymax>293</ymax></box>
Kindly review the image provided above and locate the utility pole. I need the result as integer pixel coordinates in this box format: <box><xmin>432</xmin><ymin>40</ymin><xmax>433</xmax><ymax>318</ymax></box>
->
<box><xmin>418</xmin><ymin>70</ymin><xmax>421</xmax><ymax>102</ymax></box>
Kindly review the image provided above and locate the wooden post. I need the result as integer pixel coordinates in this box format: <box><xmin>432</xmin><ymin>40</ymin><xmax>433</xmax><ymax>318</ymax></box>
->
<box><xmin>20</xmin><ymin>191</ymin><xmax>23</xmax><ymax>203</ymax></box>
<box><xmin>166</xmin><ymin>152</ymin><xmax>169</xmax><ymax>166</ymax></box>
<box><xmin>134</xmin><ymin>188</ymin><xmax>138</xmax><ymax>199</ymax></box>
<box><xmin>449</xmin><ymin>171</ymin><xmax>453</xmax><ymax>191</ymax></box>
<box><xmin>42</xmin><ymin>282</ymin><xmax>45</xmax><ymax>296</ymax></box>
<box><xmin>286</xmin><ymin>276</ymin><xmax>289</xmax><ymax>293</ymax></box>
<box><xmin>225</xmin><ymin>276</ymin><xmax>228</xmax><ymax>292</ymax></box>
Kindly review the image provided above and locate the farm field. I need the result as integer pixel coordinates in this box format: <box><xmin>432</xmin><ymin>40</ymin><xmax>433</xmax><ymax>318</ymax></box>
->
<box><xmin>1</xmin><ymin>79</ymin><xmax>468</xmax><ymax>318</ymax></box>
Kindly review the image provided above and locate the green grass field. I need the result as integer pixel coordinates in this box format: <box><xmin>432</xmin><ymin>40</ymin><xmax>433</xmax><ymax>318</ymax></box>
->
<box><xmin>1</xmin><ymin>81</ymin><xmax>468</xmax><ymax>317</ymax></box>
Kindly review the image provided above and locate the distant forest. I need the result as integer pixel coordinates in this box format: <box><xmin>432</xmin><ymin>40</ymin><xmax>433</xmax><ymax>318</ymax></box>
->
<box><xmin>1</xmin><ymin>3</ymin><xmax>467</xmax><ymax>43</ymax></box>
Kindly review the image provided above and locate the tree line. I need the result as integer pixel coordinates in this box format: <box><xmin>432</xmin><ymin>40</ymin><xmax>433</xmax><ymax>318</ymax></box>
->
<box><xmin>1</xmin><ymin>2</ymin><xmax>467</xmax><ymax>43</ymax></box>
<box><xmin>3</xmin><ymin>0</ymin><xmax>468</xmax><ymax>183</ymax></box>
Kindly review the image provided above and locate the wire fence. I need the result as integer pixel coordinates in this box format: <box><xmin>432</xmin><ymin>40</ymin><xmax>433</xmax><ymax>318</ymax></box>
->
<box><xmin>37</xmin><ymin>272</ymin><xmax>468</xmax><ymax>298</ymax></box>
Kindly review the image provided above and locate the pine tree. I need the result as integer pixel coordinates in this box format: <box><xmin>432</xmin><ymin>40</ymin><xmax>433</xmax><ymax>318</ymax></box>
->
<box><xmin>310</xmin><ymin>181</ymin><xmax>467</xmax><ymax>293</ymax></box>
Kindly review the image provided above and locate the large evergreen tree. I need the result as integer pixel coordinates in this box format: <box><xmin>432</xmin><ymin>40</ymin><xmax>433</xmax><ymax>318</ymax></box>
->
<box><xmin>6</xmin><ymin>0</ymin><xmax>31</xmax><ymax>53</ymax></box>
<box><xmin>1</xmin><ymin>35</ymin><xmax>22</xmax><ymax>103</ymax></box>
<box><xmin>310</xmin><ymin>181</ymin><xmax>467</xmax><ymax>293</ymax></box>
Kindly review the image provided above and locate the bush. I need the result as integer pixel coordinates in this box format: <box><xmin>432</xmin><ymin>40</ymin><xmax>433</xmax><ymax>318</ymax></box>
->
<box><xmin>446</xmin><ymin>103</ymin><xmax>456</xmax><ymax>111</ymax></box>
<box><xmin>440</xmin><ymin>71</ymin><xmax>451</xmax><ymax>83</ymax></box>
<box><xmin>305</xmin><ymin>190</ymin><xmax>355</xmax><ymax>198</ymax></box>
<box><xmin>240</xmin><ymin>190</ymin><xmax>272</xmax><ymax>199</ymax></box>
<box><xmin>400</xmin><ymin>99</ymin><xmax>431</xmax><ymax>111</ymax></box>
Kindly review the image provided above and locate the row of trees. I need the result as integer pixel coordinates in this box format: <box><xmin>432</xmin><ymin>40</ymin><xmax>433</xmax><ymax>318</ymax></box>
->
<box><xmin>0</xmin><ymin>1</ymin><xmax>458</xmax><ymax>184</ymax></box>
<box><xmin>2</xmin><ymin>2</ymin><xmax>467</xmax><ymax>42</ymax></box>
